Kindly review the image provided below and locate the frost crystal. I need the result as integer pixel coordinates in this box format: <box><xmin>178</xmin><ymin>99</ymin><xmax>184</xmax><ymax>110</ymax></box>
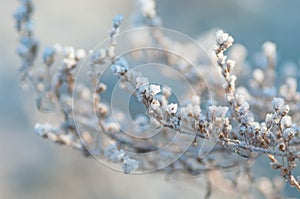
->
<box><xmin>265</xmin><ymin>113</ymin><xmax>273</xmax><ymax>128</ymax></box>
<box><xmin>217</xmin><ymin>53</ymin><xmax>227</xmax><ymax>65</ymax></box>
<box><xmin>162</xmin><ymin>85</ymin><xmax>172</xmax><ymax>97</ymax></box>
<box><xmin>166</xmin><ymin>103</ymin><xmax>178</xmax><ymax>115</ymax></box>
<box><xmin>192</xmin><ymin>105</ymin><xmax>201</xmax><ymax>117</ymax></box>
<box><xmin>281</xmin><ymin>115</ymin><xmax>292</xmax><ymax>129</ymax></box>
<box><xmin>208</xmin><ymin>106</ymin><xmax>228</xmax><ymax>118</ymax></box>
<box><xmin>216</xmin><ymin>30</ymin><xmax>229</xmax><ymax>45</ymax></box>
<box><xmin>106</xmin><ymin>122</ymin><xmax>120</xmax><ymax>133</ymax></box>
<box><xmin>112</xmin><ymin>14</ymin><xmax>124</xmax><ymax>28</ymax></box>
<box><xmin>34</xmin><ymin>123</ymin><xmax>53</xmax><ymax>136</ymax></box>
<box><xmin>104</xmin><ymin>144</ymin><xmax>124</xmax><ymax>162</ymax></box>
<box><xmin>283</xmin><ymin>128</ymin><xmax>296</xmax><ymax>141</ymax></box>
<box><xmin>262</xmin><ymin>41</ymin><xmax>276</xmax><ymax>57</ymax></box>
<box><xmin>42</xmin><ymin>47</ymin><xmax>55</xmax><ymax>66</ymax></box>
<box><xmin>253</xmin><ymin>69</ymin><xmax>265</xmax><ymax>83</ymax></box>
<box><xmin>191</xmin><ymin>95</ymin><xmax>200</xmax><ymax>105</ymax></box>
<box><xmin>111</xmin><ymin>149</ymin><xmax>126</xmax><ymax>162</ymax></box>
<box><xmin>122</xmin><ymin>158</ymin><xmax>139</xmax><ymax>174</ymax></box>
<box><xmin>180</xmin><ymin>104</ymin><xmax>201</xmax><ymax>120</ymax></box>
<box><xmin>64</xmin><ymin>46</ymin><xmax>75</xmax><ymax>59</ymax></box>
<box><xmin>136</xmin><ymin>77</ymin><xmax>149</xmax><ymax>88</ymax></box>
<box><xmin>91</xmin><ymin>48</ymin><xmax>107</xmax><ymax>64</ymax></box>
<box><xmin>111</xmin><ymin>58</ymin><xmax>129</xmax><ymax>75</ymax></box>
<box><xmin>149</xmin><ymin>84</ymin><xmax>161</xmax><ymax>96</ymax></box>
<box><xmin>169</xmin><ymin>116</ymin><xmax>180</xmax><ymax>130</ymax></box>
<box><xmin>272</xmin><ymin>98</ymin><xmax>284</xmax><ymax>111</ymax></box>
<box><xmin>216</xmin><ymin>30</ymin><xmax>234</xmax><ymax>48</ymax></box>
<box><xmin>150</xmin><ymin>99</ymin><xmax>160</xmax><ymax>110</ymax></box>
<box><xmin>75</xmin><ymin>49</ymin><xmax>86</xmax><ymax>60</ymax></box>
<box><xmin>139</xmin><ymin>0</ymin><xmax>156</xmax><ymax>18</ymax></box>
<box><xmin>226</xmin><ymin>59</ymin><xmax>235</xmax><ymax>70</ymax></box>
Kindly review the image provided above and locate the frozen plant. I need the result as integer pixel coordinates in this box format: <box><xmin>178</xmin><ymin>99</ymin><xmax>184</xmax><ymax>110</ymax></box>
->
<box><xmin>15</xmin><ymin>0</ymin><xmax>300</xmax><ymax>198</ymax></box>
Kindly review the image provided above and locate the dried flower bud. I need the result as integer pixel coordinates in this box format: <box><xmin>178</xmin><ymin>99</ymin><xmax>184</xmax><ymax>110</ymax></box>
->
<box><xmin>281</xmin><ymin>115</ymin><xmax>292</xmax><ymax>130</ymax></box>
<box><xmin>111</xmin><ymin>149</ymin><xmax>125</xmax><ymax>162</ymax></box>
<box><xmin>64</xmin><ymin>46</ymin><xmax>75</xmax><ymax>59</ymax></box>
<box><xmin>96</xmin><ymin>83</ymin><xmax>107</xmax><ymax>93</ymax></box>
<box><xmin>208</xmin><ymin>105</ymin><xmax>228</xmax><ymax>118</ymax></box>
<box><xmin>150</xmin><ymin>99</ymin><xmax>160</xmax><ymax>110</ymax></box>
<box><xmin>217</xmin><ymin>53</ymin><xmax>227</xmax><ymax>65</ymax></box>
<box><xmin>60</xmin><ymin>134</ymin><xmax>73</xmax><ymax>146</ymax></box>
<box><xmin>226</xmin><ymin>59</ymin><xmax>235</xmax><ymax>71</ymax></box>
<box><xmin>35</xmin><ymin>123</ymin><xmax>54</xmax><ymax>136</ymax></box>
<box><xmin>162</xmin><ymin>85</ymin><xmax>172</xmax><ymax>97</ymax></box>
<box><xmin>265</xmin><ymin>113</ymin><xmax>273</xmax><ymax>129</ymax></box>
<box><xmin>283</xmin><ymin>128</ymin><xmax>295</xmax><ymax>141</ymax></box>
<box><xmin>169</xmin><ymin>116</ymin><xmax>180</xmax><ymax>130</ymax></box>
<box><xmin>149</xmin><ymin>84</ymin><xmax>161</xmax><ymax>96</ymax></box>
<box><xmin>277</xmin><ymin>142</ymin><xmax>286</xmax><ymax>152</ymax></box>
<box><xmin>91</xmin><ymin>48</ymin><xmax>107</xmax><ymax>64</ymax></box>
<box><xmin>139</xmin><ymin>0</ymin><xmax>156</xmax><ymax>18</ymax></box>
<box><xmin>191</xmin><ymin>95</ymin><xmax>200</xmax><ymax>105</ymax></box>
<box><xmin>42</xmin><ymin>47</ymin><xmax>55</xmax><ymax>67</ymax></box>
<box><xmin>253</xmin><ymin>69</ymin><xmax>264</xmax><ymax>84</ymax></box>
<box><xmin>136</xmin><ymin>77</ymin><xmax>149</xmax><ymax>88</ymax></box>
<box><xmin>272</xmin><ymin>98</ymin><xmax>284</xmax><ymax>111</ymax></box>
<box><xmin>296</xmin><ymin>151</ymin><xmax>300</xmax><ymax>159</ymax></box>
<box><xmin>106</xmin><ymin>122</ymin><xmax>120</xmax><ymax>133</ymax></box>
<box><xmin>63</xmin><ymin>57</ymin><xmax>77</xmax><ymax>69</ymax></box>
<box><xmin>216</xmin><ymin>30</ymin><xmax>228</xmax><ymax>45</ymax></box>
<box><xmin>112</xmin><ymin>14</ymin><xmax>123</xmax><ymax>28</ymax></box>
<box><xmin>96</xmin><ymin>103</ymin><xmax>109</xmax><ymax>117</ymax></box>
<box><xmin>111</xmin><ymin>57</ymin><xmax>129</xmax><ymax>76</ymax></box>
<box><xmin>271</xmin><ymin>162</ymin><xmax>283</xmax><ymax>170</ymax></box>
<box><xmin>104</xmin><ymin>144</ymin><xmax>124</xmax><ymax>162</ymax></box>
<box><xmin>216</xmin><ymin>30</ymin><xmax>234</xmax><ymax>48</ymax></box>
<box><xmin>262</xmin><ymin>41</ymin><xmax>276</xmax><ymax>58</ymax></box>
<box><xmin>192</xmin><ymin>105</ymin><xmax>201</xmax><ymax>117</ymax></box>
<box><xmin>75</xmin><ymin>49</ymin><xmax>86</xmax><ymax>60</ymax></box>
<box><xmin>166</xmin><ymin>103</ymin><xmax>178</xmax><ymax>115</ymax></box>
<box><xmin>268</xmin><ymin>155</ymin><xmax>276</xmax><ymax>163</ymax></box>
<box><xmin>122</xmin><ymin>158</ymin><xmax>139</xmax><ymax>174</ymax></box>
<box><xmin>281</xmin><ymin>105</ymin><xmax>290</xmax><ymax>116</ymax></box>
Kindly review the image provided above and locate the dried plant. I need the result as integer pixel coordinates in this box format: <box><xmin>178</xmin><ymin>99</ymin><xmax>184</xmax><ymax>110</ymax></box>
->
<box><xmin>14</xmin><ymin>0</ymin><xmax>300</xmax><ymax>198</ymax></box>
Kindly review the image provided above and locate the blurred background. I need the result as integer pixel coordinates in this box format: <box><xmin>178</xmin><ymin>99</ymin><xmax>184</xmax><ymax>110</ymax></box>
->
<box><xmin>1</xmin><ymin>0</ymin><xmax>300</xmax><ymax>198</ymax></box>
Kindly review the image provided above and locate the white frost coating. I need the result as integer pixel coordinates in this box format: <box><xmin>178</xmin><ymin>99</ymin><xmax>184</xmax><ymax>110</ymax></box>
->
<box><xmin>166</xmin><ymin>103</ymin><xmax>178</xmax><ymax>115</ymax></box>
<box><xmin>149</xmin><ymin>84</ymin><xmax>161</xmax><ymax>96</ymax></box>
